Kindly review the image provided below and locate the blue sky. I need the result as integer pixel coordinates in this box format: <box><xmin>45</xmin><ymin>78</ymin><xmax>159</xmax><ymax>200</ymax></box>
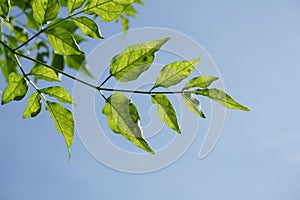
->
<box><xmin>1</xmin><ymin>0</ymin><xmax>300</xmax><ymax>199</ymax></box>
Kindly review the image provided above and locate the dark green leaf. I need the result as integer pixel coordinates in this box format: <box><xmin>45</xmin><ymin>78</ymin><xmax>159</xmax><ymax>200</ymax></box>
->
<box><xmin>0</xmin><ymin>0</ymin><xmax>10</xmax><ymax>20</ymax></box>
<box><xmin>41</xmin><ymin>86</ymin><xmax>75</xmax><ymax>105</ymax></box>
<box><xmin>46</xmin><ymin>101</ymin><xmax>74</xmax><ymax>156</ymax></box>
<box><xmin>183</xmin><ymin>76</ymin><xmax>218</xmax><ymax>90</ymax></box>
<box><xmin>51</xmin><ymin>53</ymin><xmax>64</xmax><ymax>73</ymax></box>
<box><xmin>151</xmin><ymin>94</ymin><xmax>181</xmax><ymax>133</ymax></box>
<box><xmin>65</xmin><ymin>54</ymin><xmax>93</xmax><ymax>77</ymax></box>
<box><xmin>2</xmin><ymin>73</ymin><xmax>28</xmax><ymax>105</ymax></box>
<box><xmin>2</xmin><ymin>46</ymin><xmax>17</xmax><ymax>82</ymax></box>
<box><xmin>182</xmin><ymin>93</ymin><xmax>205</xmax><ymax>118</ymax></box>
<box><xmin>72</xmin><ymin>16</ymin><xmax>103</xmax><ymax>39</ymax></box>
<box><xmin>32</xmin><ymin>0</ymin><xmax>60</xmax><ymax>25</ymax></box>
<box><xmin>67</xmin><ymin>0</ymin><xmax>85</xmax><ymax>14</ymax></box>
<box><xmin>46</xmin><ymin>27</ymin><xmax>83</xmax><ymax>56</ymax></box>
<box><xmin>153</xmin><ymin>58</ymin><xmax>200</xmax><ymax>89</ymax></box>
<box><xmin>195</xmin><ymin>88</ymin><xmax>250</xmax><ymax>111</ymax></box>
<box><xmin>29</xmin><ymin>64</ymin><xmax>60</xmax><ymax>82</ymax></box>
<box><xmin>13</xmin><ymin>26</ymin><xmax>28</xmax><ymax>43</ymax></box>
<box><xmin>23</xmin><ymin>92</ymin><xmax>42</xmax><ymax>118</ymax></box>
<box><xmin>110</xmin><ymin>37</ymin><xmax>170</xmax><ymax>82</ymax></box>
<box><xmin>102</xmin><ymin>93</ymin><xmax>154</xmax><ymax>154</ymax></box>
<box><xmin>48</xmin><ymin>19</ymin><xmax>78</xmax><ymax>33</ymax></box>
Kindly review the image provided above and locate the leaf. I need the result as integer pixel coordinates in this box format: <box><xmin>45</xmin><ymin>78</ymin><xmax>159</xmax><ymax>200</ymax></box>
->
<box><xmin>153</xmin><ymin>58</ymin><xmax>200</xmax><ymax>89</ymax></box>
<box><xmin>183</xmin><ymin>76</ymin><xmax>218</xmax><ymax>90</ymax></box>
<box><xmin>31</xmin><ymin>0</ymin><xmax>60</xmax><ymax>25</ymax></box>
<box><xmin>51</xmin><ymin>53</ymin><xmax>64</xmax><ymax>73</ymax></box>
<box><xmin>67</xmin><ymin>0</ymin><xmax>85</xmax><ymax>15</ymax></box>
<box><xmin>46</xmin><ymin>27</ymin><xmax>83</xmax><ymax>56</ymax></box>
<box><xmin>65</xmin><ymin>54</ymin><xmax>93</xmax><ymax>77</ymax></box>
<box><xmin>182</xmin><ymin>93</ymin><xmax>205</xmax><ymax>118</ymax></box>
<box><xmin>25</xmin><ymin>12</ymin><xmax>40</xmax><ymax>31</ymax></box>
<box><xmin>84</xmin><ymin>0</ymin><xmax>135</xmax><ymax>22</ymax></box>
<box><xmin>29</xmin><ymin>64</ymin><xmax>60</xmax><ymax>82</ymax></box>
<box><xmin>123</xmin><ymin>4</ymin><xmax>137</xmax><ymax>17</ymax></box>
<box><xmin>110</xmin><ymin>37</ymin><xmax>170</xmax><ymax>82</ymax></box>
<box><xmin>41</xmin><ymin>86</ymin><xmax>75</xmax><ymax>105</ymax></box>
<box><xmin>102</xmin><ymin>93</ymin><xmax>154</xmax><ymax>154</ymax></box>
<box><xmin>0</xmin><ymin>0</ymin><xmax>10</xmax><ymax>20</ymax></box>
<box><xmin>195</xmin><ymin>88</ymin><xmax>250</xmax><ymax>111</ymax></box>
<box><xmin>72</xmin><ymin>16</ymin><xmax>103</xmax><ymax>39</ymax></box>
<box><xmin>2</xmin><ymin>47</ymin><xmax>17</xmax><ymax>82</ymax></box>
<box><xmin>151</xmin><ymin>94</ymin><xmax>181</xmax><ymax>133</ymax></box>
<box><xmin>1</xmin><ymin>73</ymin><xmax>28</xmax><ymax>105</ymax></box>
<box><xmin>48</xmin><ymin>19</ymin><xmax>78</xmax><ymax>33</ymax></box>
<box><xmin>23</xmin><ymin>92</ymin><xmax>42</xmax><ymax>118</ymax></box>
<box><xmin>120</xmin><ymin>15</ymin><xmax>129</xmax><ymax>33</ymax></box>
<box><xmin>46</xmin><ymin>101</ymin><xmax>74</xmax><ymax>155</ymax></box>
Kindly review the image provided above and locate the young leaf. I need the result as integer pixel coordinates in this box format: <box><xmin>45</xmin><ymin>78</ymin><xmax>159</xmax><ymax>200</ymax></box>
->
<box><xmin>46</xmin><ymin>101</ymin><xmax>74</xmax><ymax>155</ymax></box>
<box><xmin>120</xmin><ymin>15</ymin><xmax>129</xmax><ymax>33</ymax></box>
<box><xmin>46</xmin><ymin>28</ymin><xmax>83</xmax><ymax>56</ymax></box>
<box><xmin>110</xmin><ymin>37</ymin><xmax>170</xmax><ymax>82</ymax></box>
<box><xmin>0</xmin><ymin>0</ymin><xmax>10</xmax><ymax>20</ymax></box>
<box><xmin>153</xmin><ymin>58</ymin><xmax>200</xmax><ymax>89</ymax></box>
<box><xmin>102</xmin><ymin>93</ymin><xmax>154</xmax><ymax>154</ymax></box>
<box><xmin>151</xmin><ymin>94</ymin><xmax>181</xmax><ymax>133</ymax></box>
<box><xmin>195</xmin><ymin>88</ymin><xmax>250</xmax><ymax>111</ymax></box>
<box><xmin>31</xmin><ymin>0</ymin><xmax>60</xmax><ymax>25</ymax></box>
<box><xmin>72</xmin><ymin>16</ymin><xmax>103</xmax><ymax>39</ymax></box>
<box><xmin>182</xmin><ymin>93</ymin><xmax>205</xmax><ymax>118</ymax></box>
<box><xmin>65</xmin><ymin>54</ymin><xmax>93</xmax><ymax>77</ymax></box>
<box><xmin>2</xmin><ymin>73</ymin><xmax>28</xmax><ymax>105</ymax></box>
<box><xmin>29</xmin><ymin>64</ymin><xmax>60</xmax><ymax>82</ymax></box>
<box><xmin>41</xmin><ymin>86</ymin><xmax>75</xmax><ymax>105</ymax></box>
<box><xmin>183</xmin><ymin>76</ymin><xmax>218</xmax><ymax>90</ymax></box>
<box><xmin>84</xmin><ymin>0</ymin><xmax>135</xmax><ymax>22</ymax></box>
<box><xmin>23</xmin><ymin>92</ymin><xmax>42</xmax><ymax>118</ymax></box>
<box><xmin>67</xmin><ymin>0</ymin><xmax>85</xmax><ymax>15</ymax></box>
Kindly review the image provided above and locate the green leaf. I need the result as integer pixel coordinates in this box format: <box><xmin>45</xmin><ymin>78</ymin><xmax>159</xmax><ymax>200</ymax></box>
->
<box><xmin>46</xmin><ymin>101</ymin><xmax>74</xmax><ymax>156</ymax></box>
<box><xmin>65</xmin><ymin>54</ymin><xmax>93</xmax><ymax>77</ymax></box>
<box><xmin>110</xmin><ymin>37</ymin><xmax>170</xmax><ymax>82</ymax></box>
<box><xmin>72</xmin><ymin>16</ymin><xmax>103</xmax><ymax>39</ymax></box>
<box><xmin>183</xmin><ymin>76</ymin><xmax>218</xmax><ymax>90</ymax></box>
<box><xmin>102</xmin><ymin>93</ymin><xmax>154</xmax><ymax>154</ymax></box>
<box><xmin>123</xmin><ymin>4</ymin><xmax>137</xmax><ymax>17</ymax></box>
<box><xmin>2</xmin><ymin>47</ymin><xmax>17</xmax><ymax>82</ymax></box>
<box><xmin>1</xmin><ymin>73</ymin><xmax>28</xmax><ymax>105</ymax></box>
<box><xmin>29</xmin><ymin>64</ymin><xmax>60</xmax><ymax>82</ymax></box>
<box><xmin>182</xmin><ymin>93</ymin><xmax>205</xmax><ymax>118</ymax></box>
<box><xmin>153</xmin><ymin>58</ymin><xmax>200</xmax><ymax>89</ymax></box>
<box><xmin>23</xmin><ymin>92</ymin><xmax>42</xmax><ymax>118</ymax></box>
<box><xmin>120</xmin><ymin>15</ymin><xmax>129</xmax><ymax>33</ymax></box>
<box><xmin>48</xmin><ymin>19</ymin><xmax>78</xmax><ymax>33</ymax></box>
<box><xmin>25</xmin><ymin>12</ymin><xmax>40</xmax><ymax>31</ymax></box>
<box><xmin>46</xmin><ymin>27</ymin><xmax>83</xmax><ymax>56</ymax></box>
<box><xmin>195</xmin><ymin>88</ymin><xmax>250</xmax><ymax>111</ymax></box>
<box><xmin>41</xmin><ymin>86</ymin><xmax>75</xmax><ymax>105</ymax></box>
<box><xmin>151</xmin><ymin>94</ymin><xmax>181</xmax><ymax>133</ymax></box>
<box><xmin>51</xmin><ymin>53</ymin><xmax>64</xmax><ymax>73</ymax></box>
<box><xmin>84</xmin><ymin>0</ymin><xmax>135</xmax><ymax>22</ymax></box>
<box><xmin>31</xmin><ymin>0</ymin><xmax>60</xmax><ymax>25</ymax></box>
<box><xmin>0</xmin><ymin>0</ymin><xmax>10</xmax><ymax>20</ymax></box>
<box><xmin>67</xmin><ymin>0</ymin><xmax>85</xmax><ymax>15</ymax></box>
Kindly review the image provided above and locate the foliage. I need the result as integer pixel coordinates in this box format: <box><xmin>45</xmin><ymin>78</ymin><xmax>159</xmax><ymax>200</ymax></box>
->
<box><xmin>0</xmin><ymin>0</ymin><xmax>249</xmax><ymax>158</ymax></box>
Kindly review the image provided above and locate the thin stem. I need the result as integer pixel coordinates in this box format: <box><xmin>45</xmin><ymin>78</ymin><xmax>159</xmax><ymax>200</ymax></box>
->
<box><xmin>98</xmin><ymin>87</ymin><xmax>196</xmax><ymax>95</ymax></box>
<box><xmin>99</xmin><ymin>74</ymin><xmax>112</xmax><ymax>87</ymax></box>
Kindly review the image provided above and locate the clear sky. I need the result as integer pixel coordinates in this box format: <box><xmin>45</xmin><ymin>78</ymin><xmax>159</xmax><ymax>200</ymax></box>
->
<box><xmin>1</xmin><ymin>0</ymin><xmax>300</xmax><ymax>199</ymax></box>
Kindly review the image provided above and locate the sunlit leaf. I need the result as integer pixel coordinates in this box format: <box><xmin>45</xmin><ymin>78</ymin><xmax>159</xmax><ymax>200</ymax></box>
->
<box><xmin>195</xmin><ymin>88</ymin><xmax>250</xmax><ymax>111</ymax></box>
<box><xmin>182</xmin><ymin>93</ymin><xmax>205</xmax><ymax>118</ymax></box>
<box><xmin>48</xmin><ymin>19</ymin><xmax>78</xmax><ymax>33</ymax></box>
<box><xmin>23</xmin><ymin>92</ymin><xmax>42</xmax><ymax>118</ymax></box>
<box><xmin>102</xmin><ymin>92</ymin><xmax>154</xmax><ymax>154</ymax></box>
<box><xmin>153</xmin><ymin>58</ymin><xmax>200</xmax><ymax>89</ymax></box>
<box><xmin>110</xmin><ymin>37</ymin><xmax>170</xmax><ymax>82</ymax></box>
<box><xmin>151</xmin><ymin>94</ymin><xmax>181</xmax><ymax>133</ymax></box>
<box><xmin>41</xmin><ymin>86</ymin><xmax>75</xmax><ymax>105</ymax></box>
<box><xmin>72</xmin><ymin>16</ymin><xmax>103</xmax><ymax>39</ymax></box>
<box><xmin>1</xmin><ymin>73</ymin><xmax>28</xmax><ymax>105</ymax></box>
<box><xmin>25</xmin><ymin>12</ymin><xmax>40</xmax><ymax>30</ymax></box>
<box><xmin>67</xmin><ymin>0</ymin><xmax>85</xmax><ymax>15</ymax></box>
<box><xmin>183</xmin><ymin>76</ymin><xmax>218</xmax><ymax>90</ymax></box>
<box><xmin>46</xmin><ymin>27</ymin><xmax>83</xmax><ymax>56</ymax></box>
<box><xmin>32</xmin><ymin>0</ymin><xmax>60</xmax><ymax>25</ymax></box>
<box><xmin>29</xmin><ymin>64</ymin><xmax>60</xmax><ymax>82</ymax></box>
<box><xmin>65</xmin><ymin>54</ymin><xmax>93</xmax><ymax>77</ymax></box>
<box><xmin>0</xmin><ymin>0</ymin><xmax>10</xmax><ymax>20</ymax></box>
<box><xmin>120</xmin><ymin>15</ymin><xmax>129</xmax><ymax>33</ymax></box>
<box><xmin>123</xmin><ymin>4</ymin><xmax>137</xmax><ymax>17</ymax></box>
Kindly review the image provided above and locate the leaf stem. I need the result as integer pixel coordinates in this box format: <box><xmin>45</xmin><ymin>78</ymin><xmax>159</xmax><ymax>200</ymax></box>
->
<box><xmin>99</xmin><ymin>74</ymin><xmax>112</xmax><ymax>87</ymax></box>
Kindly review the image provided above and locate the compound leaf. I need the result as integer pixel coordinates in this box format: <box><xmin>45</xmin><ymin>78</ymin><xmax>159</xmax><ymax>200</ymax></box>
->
<box><xmin>32</xmin><ymin>0</ymin><xmax>60</xmax><ymax>25</ymax></box>
<box><xmin>72</xmin><ymin>16</ymin><xmax>103</xmax><ymax>39</ymax></box>
<box><xmin>29</xmin><ymin>64</ymin><xmax>60</xmax><ymax>82</ymax></box>
<box><xmin>23</xmin><ymin>92</ymin><xmax>42</xmax><ymax>118</ymax></box>
<box><xmin>41</xmin><ymin>86</ymin><xmax>75</xmax><ymax>105</ymax></box>
<box><xmin>183</xmin><ymin>76</ymin><xmax>218</xmax><ymax>90</ymax></box>
<box><xmin>182</xmin><ymin>93</ymin><xmax>205</xmax><ymax>118</ymax></box>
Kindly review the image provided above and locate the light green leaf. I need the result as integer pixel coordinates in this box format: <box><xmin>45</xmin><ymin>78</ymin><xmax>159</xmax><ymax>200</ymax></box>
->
<box><xmin>32</xmin><ymin>0</ymin><xmax>60</xmax><ymax>25</ymax></box>
<box><xmin>29</xmin><ymin>64</ymin><xmax>60</xmax><ymax>82</ymax></box>
<box><xmin>23</xmin><ymin>92</ymin><xmax>42</xmax><ymax>118</ymax></box>
<box><xmin>67</xmin><ymin>0</ymin><xmax>85</xmax><ymax>14</ymax></box>
<box><xmin>183</xmin><ymin>76</ymin><xmax>218</xmax><ymax>90</ymax></box>
<box><xmin>182</xmin><ymin>93</ymin><xmax>205</xmax><ymax>118</ymax></box>
<box><xmin>65</xmin><ymin>54</ymin><xmax>93</xmax><ymax>77</ymax></box>
<box><xmin>48</xmin><ymin>19</ymin><xmax>78</xmax><ymax>33</ymax></box>
<box><xmin>0</xmin><ymin>0</ymin><xmax>10</xmax><ymax>20</ymax></box>
<box><xmin>102</xmin><ymin>93</ymin><xmax>154</xmax><ymax>154</ymax></box>
<box><xmin>151</xmin><ymin>94</ymin><xmax>181</xmax><ymax>133</ymax></box>
<box><xmin>72</xmin><ymin>16</ymin><xmax>103</xmax><ymax>39</ymax></box>
<box><xmin>46</xmin><ymin>101</ymin><xmax>74</xmax><ymax>156</ymax></box>
<box><xmin>25</xmin><ymin>12</ymin><xmax>40</xmax><ymax>31</ymax></box>
<box><xmin>1</xmin><ymin>73</ymin><xmax>28</xmax><ymax>105</ymax></box>
<box><xmin>41</xmin><ymin>86</ymin><xmax>75</xmax><ymax>105</ymax></box>
<box><xmin>120</xmin><ymin>15</ymin><xmax>129</xmax><ymax>33</ymax></box>
<box><xmin>123</xmin><ymin>4</ymin><xmax>137</xmax><ymax>17</ymax></box>
<box><xmin>46</xmin><ymin>27</ymin><xmax>83</xmax><ymax>56</ymax></box>
<box><xmin>195</xmin><ymin>88</ymin><xmax>250</xmax><ymax>111</ymax></box>
<box><xmin>110</xmin><ymin>37</ymin><xmax>170</xmax><ymax>82</ymax></box>
<box><xmin>84</xmin><ymin>0</ymin><xmax>135</xmax><ymax>22</ymax></box>
<box><xmin>153</xmin><ymin>58</ymin><xmax>200</xmax><ymax>89</ymax></box>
